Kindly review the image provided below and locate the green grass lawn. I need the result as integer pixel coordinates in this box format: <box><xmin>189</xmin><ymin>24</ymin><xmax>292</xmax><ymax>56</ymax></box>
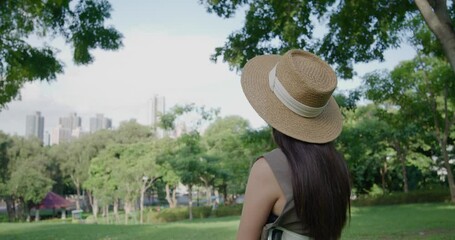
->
<box><xmin>0</xmin><ymin>203</ymin><xmax>454</xmax><ymax>240</ymax></box>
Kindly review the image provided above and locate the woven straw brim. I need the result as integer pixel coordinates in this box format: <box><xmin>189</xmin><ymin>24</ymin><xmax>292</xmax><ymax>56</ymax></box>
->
<box><xmin>241</xmin><ymin>55</ymin><xmax>343</xmax><ymax>144</ymax></box>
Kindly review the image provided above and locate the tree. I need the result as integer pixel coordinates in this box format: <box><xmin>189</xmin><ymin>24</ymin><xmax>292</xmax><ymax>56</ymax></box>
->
<box><xmin>86</xmin><ymin>140</ymin><xmax>160</xmax><ymax>224</ymax></box>
<box><xmin>0</xmin><ymin>0</ymin><xmax>123</xmax><ymax>108</ymax></box>
<box><xmin>84</xmin><ymin>146</ymin><xmax>119</xmax><ymax>223</ymax></box>
<box><xmin>114</xmin><ymin>120</ymin><xmax>153</xmax><ymax>144</ymax></box>
<box><xmin>155</xmin><ymin>138</ymin><xmax>180</xmax><ymax>209</ymax></box>
<box><xmin>199</xmin><ymin>0</ymin><xmax>455</xmax><ymax>78</ymax></box>
<box><xmin>158</xmin><ymin>103</ymin><xmax>219</xmax><ymax>220</ymax></box>
<box><xmin>337</xmin><ymin>105</ymin><xmax>391</xmax><ymax>194</ymax></box>
<box><xmin>0</xmin><ymin>132</ymin><xmax>12</xmax><ymax>204</ymax></box>
<box><xmin>56</xmin><ymin>129</ymin><xmax>113</xmax><ymax>210</ymax></box>
<box><xmin>121</xmin><ymin>142</ymin><xmax>160</xmax><ymax>224</ymax></box>
<box><xmin>203</xmin><ymin>116</ymin><xmax>251</xmax><ymax>202</ymax></box>
<box><xmin>5</xmin><ymin>136</ymin><xmax>53</xmax><ymax>221</ymax></box>
<box><xmin>170</xmin><ymin>131</ymin><xmax>206</xmax><ymax>220</ymax></box>
<box><xmin>363</xmin><ymin>54</ymin><xmax>455</xmax><ymax>202</ymax></box>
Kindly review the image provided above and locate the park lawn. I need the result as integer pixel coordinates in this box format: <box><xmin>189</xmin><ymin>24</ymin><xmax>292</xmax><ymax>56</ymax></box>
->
<box><xmin>0</xmin><ymin>203</ymin><xmax>454</xmax><ymax>240</ymax></box>
<box><xmin>343</xmin><ymin>203</ymin><xmax>455</xmax><ymax>240</ymax></box>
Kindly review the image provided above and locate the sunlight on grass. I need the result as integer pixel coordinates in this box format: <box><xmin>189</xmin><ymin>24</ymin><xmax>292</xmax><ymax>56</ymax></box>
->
<box><xmin>0</xmin><ymin>204</ymin><xmax>454</xmax><ymax>240</ymax></box>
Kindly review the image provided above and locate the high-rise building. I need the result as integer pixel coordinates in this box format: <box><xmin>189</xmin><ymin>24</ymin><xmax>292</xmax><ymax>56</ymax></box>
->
<box><xmin>173</xmin><ymin>121</ymin><xmax>187</xmax><ymax>138</ymax></box>
<box><xmin>51</xmin><ymin>113</ymin><xmax>84</xmax><ymax>144</ymax></box>
<box><xmin>90</xmin><ymin>114</ymin><xmax>112</xmax><ymax>133</ymax></box>
<box><xmin>71</xmin><ymin>127</ymin><xmax>85</xmax><ymax>139</ymax></box>
<box><xmin>148</xmin><ymin>95</ymin><xmax>166</xmax><ymax>137</ymax></box>
<box><xmin>59</xmin><ymin>113</ymin><xmax>82</xmax><ymax>130</ymax></box>
<box><xmin>148</xmin><ymin>95</ymin><xmax>165</xmax><ymax>127</ymax></box>
<box><xmin>25</xmin><ymin>111</ymin><xmax>45</xmax><ymax>141</ymax></box>
<box><xmin>43</xmin><ymin>131</ymin><xmax>51</xmax><ymax>146</ymax></box>
<box><xmin>50</xmin><ymin>125</ymin><xmax>72</xmax><ymax>145</ymax></box>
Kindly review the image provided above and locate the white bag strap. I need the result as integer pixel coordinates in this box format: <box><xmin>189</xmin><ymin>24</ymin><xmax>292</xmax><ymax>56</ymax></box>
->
<box><xmin>270</xmin><ymin>227</ymin><xmax>312</xmax><ymax>240</ymax></box>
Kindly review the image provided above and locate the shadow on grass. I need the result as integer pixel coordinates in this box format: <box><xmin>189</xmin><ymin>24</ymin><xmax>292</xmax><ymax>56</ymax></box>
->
<box><xmin>0</xmin><ymin>216</ymin><xmax>239</xmax><ymax>240</ymax></box>
<box><xmin>343</xmin><ymin>203</ymin><xmax>455</xmax><ymax>240</ymax></box>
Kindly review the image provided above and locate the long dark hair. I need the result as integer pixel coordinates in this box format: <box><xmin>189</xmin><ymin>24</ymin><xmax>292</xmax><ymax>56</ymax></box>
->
<box><xmin>272</xmin><ymin>128</ymin><xmax>351</xmax><ymax>240</ymax></box>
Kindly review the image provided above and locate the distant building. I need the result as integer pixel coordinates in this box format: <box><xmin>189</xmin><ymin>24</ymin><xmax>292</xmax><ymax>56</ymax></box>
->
<box><xmin>49</xmin><ymin>113</ymin><xmax>84</xmax><ymax>144</ymax></box>
<box><xmin>148</xmin><ymin>95</ymin><xmax>166</xmax><ymax>137</ymax></box>
<box><xmin>59</xmin><ymin>113</ymin><xmax>82</xmax><ymax>130</ymax></box>
<box><xmin>25</xmin><ymin>111</ymin><xmax>44</xmax><ymax>141</ymax></box>
<box><xmin>50</xmin><ymin>125</ymin><xmax>72</xmax><ymax>145</ymax></box>
<box><xmin>90</xmin><ymin>114</ymin><xmax>112</xmax><ymax>133</ymax></box>
<box><xmin>148</xmin><ymin>95</ymin><xmax>165</xmax><ymax>127</ymax></box>
<box><xmin>43</xmin><ymin>131</ymin><xmax>51</xmax><ymax>146</ymax></box>
<box><xmin>173</xmin><ymin>121</ymin><xmax>187</xmax><ymax>138</ymax></box>
<box><xmin>71</xmin><ymin>127</ymin><xmax>85</xmax><ymax>139</ymax></box>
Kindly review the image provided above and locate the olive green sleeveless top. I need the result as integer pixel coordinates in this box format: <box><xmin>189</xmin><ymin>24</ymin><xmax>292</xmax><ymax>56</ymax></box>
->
<box><xmin>259</xmin><ymin>148</ymin><xmax>310</xmax><ymax>240</ymax></box>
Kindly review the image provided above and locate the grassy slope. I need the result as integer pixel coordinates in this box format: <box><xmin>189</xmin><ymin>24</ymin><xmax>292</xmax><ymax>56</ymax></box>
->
<box><xmin>0</xmin><ymin>203</ymin><xmax>454</xmax><ymax>240</ymax></box>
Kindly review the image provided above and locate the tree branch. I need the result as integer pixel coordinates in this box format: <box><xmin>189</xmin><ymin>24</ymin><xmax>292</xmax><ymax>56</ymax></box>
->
<box><xmin>415</xmin><ymin>0</ymin><xmax>455</xmax><ymax>74</ymax></box>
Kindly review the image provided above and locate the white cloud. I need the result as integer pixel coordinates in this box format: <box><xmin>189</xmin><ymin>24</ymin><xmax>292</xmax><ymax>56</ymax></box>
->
<box><xmin>0</xmin><ymin>28</ymin><xmax>267</xmax><ymax>136</ymax></box>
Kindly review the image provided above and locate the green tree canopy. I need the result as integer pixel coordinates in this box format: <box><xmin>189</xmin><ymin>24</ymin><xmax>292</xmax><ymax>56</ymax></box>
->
<box><xmin>200</xmin><ymin>0</ymin><xmax>455</xmax><ymax>78</ymax></box>
<box><xmin>363</xmin><ymin>54</ymin><xmax>455</xmax><ymax>201</ymax></box>
<box><xmin>0</xmin><ymin>0</ymin><xmax>123</xmax><ymax>108</ymax></box>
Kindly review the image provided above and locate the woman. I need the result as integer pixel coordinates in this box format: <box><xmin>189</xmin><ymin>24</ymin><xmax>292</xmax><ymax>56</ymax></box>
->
<box><xmin>237</xmin><ymin>49</ymin><xmax>351</xmax><ymax>240</ymax></box>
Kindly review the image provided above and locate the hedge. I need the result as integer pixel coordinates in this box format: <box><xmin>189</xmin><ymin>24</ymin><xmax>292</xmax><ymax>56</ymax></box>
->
<box><xmin>352</xmin><ymin>188</ymin><xmax>450</xmax><ymax>206</ymax></box>
<box><xmin>155</xmin><ymin>206</ymin><xmax>212</xmax><ymax>222</ymax></box>
<box><xmin>213</xmin><ymin>204</ymin><xmax>243</xmax><ymax>217</ymax></box>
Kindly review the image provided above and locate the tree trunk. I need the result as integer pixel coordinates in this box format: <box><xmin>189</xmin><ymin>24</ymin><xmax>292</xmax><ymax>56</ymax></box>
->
<box><xmin>102</xmin><ymin>204</ymin><xmax>106</xmax><ymax>217</ymax></box>
<box><xmin>400</xmin><ymin>152</ymin><xmax>409</xmax><ymax>193</ymax></box>
<box><xmin>165</xmin><ymin>184</ymin><xmax>177</xmax><ymax>208</ymax></box>
<box><xmin>188</xmin><ymin>184</ymin><xmax>193</xmax><ymax>221</ymax></box>
<box><xmin>172</xmin><ymin>185</ymin><xmax>177</xmax><ymax>207</ymax></box>
<box><xmin>114</xmin><ymin>199</ymin><xmax>120</xmax><ymax>223</ymax></box>
<box><xmin>205</xmin><ymin>183</ymin><xmax>211</xmax><ymax>206</ymax></box>
<box><xmin>75</xmin><ymin>184</ymin><xmax>81</xmax><ymax>210</ymax></box>
<box><xmin>214</xmin><ymin>189</ymin><xmax>220</xmax><ymax>209</ymax></box>
<box><xmin>440</xmin><ymin>117</ymin><xmax>455</xmax><ymax>202</ymax></box>
<box><xmin>425</xmin><ymin>71</ymin><xmax>455</xmax><ymax>202</ymax></box>
<box><xmin>415</xmin><ymin>0</ymin><xmax>455</xmax><ymax>75</ymax></box>
<box><xmin>140</xmin><ymin>185</ymin><xmax>145</xmax><ymax>224</ymax></box>
<box><xmin>86</xmin><ymin>190</ymin><xmax>93</xmax><ymax>212</ymax></box>
<box><xmin>61</xmin><ymin>208</ymin><xmax>66</xmax><ymax>220</ymax></box>
<box><xmin>5</xmin><ymin>196</ymin><xmax>15</xmax><ymax>222</ymax></box>
<box><xmin>92</xmin><ymin>197</ymin><xmax>98</xmax><ymax>221</ymax></box>
<box><xmin>15</xmin><ymin>200</ymin><xmax>21</xmax><ymax>221</ymax></box>
<box><xmin>394</xmin><ymin>142</ymin><xmax>409</xmax><ymax>193</ymax></box>
<box><xmin>105</xmin><ymin>205</ymin><xmax>109</xmax><ymax>224</ymax></box>
<box><xmin>380</xmin><ymin>160</ymin><xmax>388</xmax><ymax>192</ymax></box>
<box><xmin>222</xmin><ymin>183</ymin><xmax>228</xmax><ymax>204</ymax></box>
<box><xmin>441</xmin><ymin>85</ymin><xmax>455</xmax><ymax>202</ymax></box>
<box><xmin>35</xmin><ymin>209</ymin><xmax>40</xmax><ymax>222</ymax></box>
<box><xmin>442</xmin><ymin>142</ymin><xmax>455</xmax><ymax>202</ymax></box>
<box><xmin>124</xmin><ymin>200</ymin><xmax>130</xmax><ymax>225</ymax></box>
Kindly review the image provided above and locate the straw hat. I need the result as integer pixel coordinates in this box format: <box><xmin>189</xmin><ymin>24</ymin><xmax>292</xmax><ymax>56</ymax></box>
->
<box><xmin>241</xmin><ymin>49</ymin><xmax>342</xmax><ymax>143</ymax></box>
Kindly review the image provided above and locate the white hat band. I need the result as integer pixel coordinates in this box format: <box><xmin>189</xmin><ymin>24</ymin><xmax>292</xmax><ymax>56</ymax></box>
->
<box><xmin>269</xmin><ymin>64</ymin><xmax>328</xmax><ymax>118</ymax></box>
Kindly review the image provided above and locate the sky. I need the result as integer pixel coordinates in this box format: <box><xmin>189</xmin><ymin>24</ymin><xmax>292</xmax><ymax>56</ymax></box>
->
<box><xmin>0</xmin><ymin>0</ymin><xmax>416</xmax><ymax>136</ymax></box>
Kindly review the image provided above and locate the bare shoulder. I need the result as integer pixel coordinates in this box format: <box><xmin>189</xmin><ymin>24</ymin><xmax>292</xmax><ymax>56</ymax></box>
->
<box><xmin>249</xmin><ymin>157</ymin><xmax>274</xmax><ymax>181</ymax></box>
<box><xmin>237</xmin><ymin>157</ymin><xmax>281</xmax><ymax>239</ymax></box>
<box><xmin>248</xmin><ymin>157</ymin><xmax>281</xmax><ymax>197</ymax></box>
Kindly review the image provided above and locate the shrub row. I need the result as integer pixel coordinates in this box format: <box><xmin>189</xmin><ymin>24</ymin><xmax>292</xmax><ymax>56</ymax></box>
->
<box><xmin>213</xmin><ymin>204</ymin><xmax>243</xmax><ymax>217</ymax></box>
<box><xmin>152</xmin><ymin>204</ymin><xmax>243</xmax><ymax>223</ymax></box>
<box><xmin>155</xmin><ymin>206</ymin><xmax>212</xmax><ymax>222</ymax></box>
<box><xmin>352</xmin><ymin>189</ymin><xmax>450</xmax><ymax>206</ymax></box>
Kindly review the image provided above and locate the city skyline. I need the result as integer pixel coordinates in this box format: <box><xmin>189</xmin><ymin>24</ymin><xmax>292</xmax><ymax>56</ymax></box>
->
<box><xmin>25</xmin><ymin>111</ymin><xmax>44</xmax><ymax>140</ymax></box>
<box><xmin>0</xmin><ymin>0</ymin><xmax>416</xmax><ymax>137</ymax></box>
<box><xmin>24</xmin><ymin>111</ymin><xmax>114</xmax><ymax>145</ymax></box>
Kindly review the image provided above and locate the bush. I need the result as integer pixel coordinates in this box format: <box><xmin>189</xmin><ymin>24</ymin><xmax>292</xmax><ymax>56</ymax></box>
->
<box><xmin>192</xmin><ymin>206</ymin><xmax>212</xmax><ymax>219</ymax></box>
<box><xmin>0</xmin><ymin>213</ymin><xmax>8</xmax><ymax>222</ymax></box>
<box><xmin>352</xmin><ymin>188</ymin><xmax>450</xmax><ymax>206</ymax></box>
<box><xmin>213</xmin><ymin>204</ymin><xmax>243</xmax><ymax>217</ymax></box>
<box><xmin>156</xmin><ymin>206</ymin><xmax>212</xmax><ymax>222</ymax></box>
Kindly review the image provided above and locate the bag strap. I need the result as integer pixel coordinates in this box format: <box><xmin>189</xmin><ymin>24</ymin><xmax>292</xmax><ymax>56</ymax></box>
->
<box><xmin>268</xmin><ymin>227</ymin><xmax>312</xmax><ymax>240</ymax></box>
